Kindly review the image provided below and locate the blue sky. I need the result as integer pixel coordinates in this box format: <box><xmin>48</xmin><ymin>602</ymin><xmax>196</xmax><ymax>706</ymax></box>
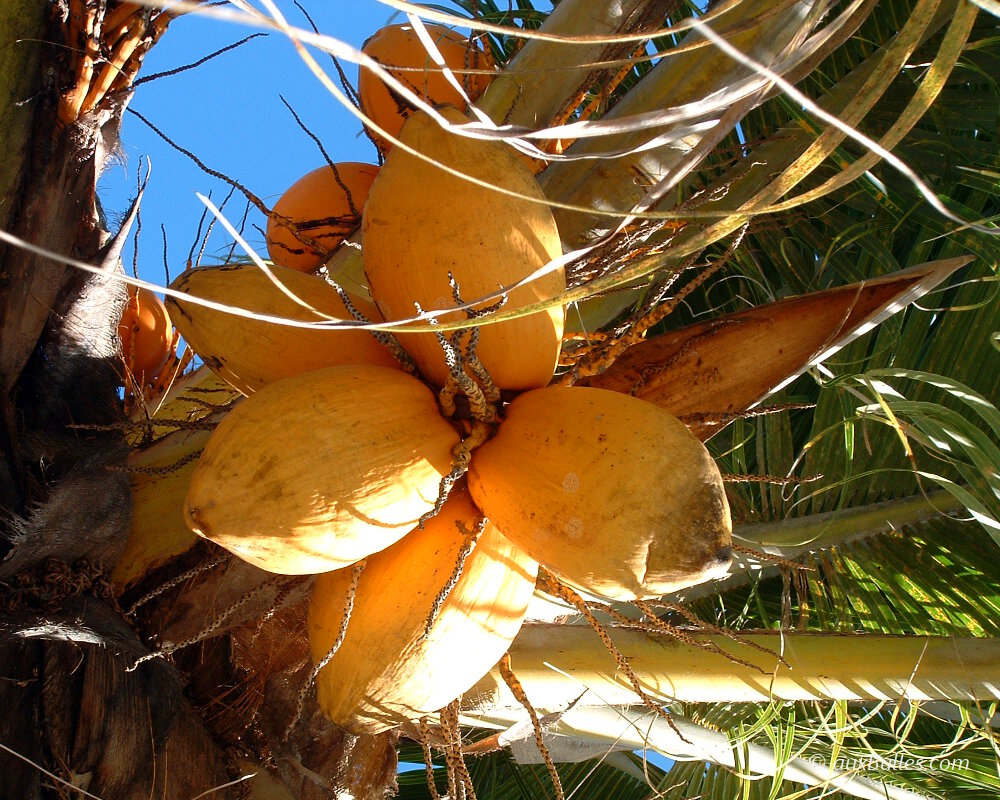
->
<box><xmin>100</xmin><ymin>2</ymin><xmax>413</xmax><ymax>287</ymax></box>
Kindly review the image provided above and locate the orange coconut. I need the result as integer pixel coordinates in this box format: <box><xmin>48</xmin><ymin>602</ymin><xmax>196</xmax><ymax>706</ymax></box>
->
<box><xmin>266</xmin><ymin>162</ymin><xmax>379</xmax><ymax>272</ymax></box>
<box><xmin>358</xmin><ymin>23</ymin><xmax>493</xmax><ymax>153</ymax></box>
<box><xmin>468</xmin><ymin>385</ymin><xmax>734</xmax><ymax>600</ymax></box>
<box><xmin>363</xmin><ymin>107</ymin><xmax>564</xmax><ymax>390</ymax></box>
<box><xmin>118</xmin><ymin>285</ymin><xmax>173</xmax><ymax>381</ymax></box>
<box><xmin>309</xmin><ymin>486</ymin><xmax>537</xmax><ymax>733</ymax></box>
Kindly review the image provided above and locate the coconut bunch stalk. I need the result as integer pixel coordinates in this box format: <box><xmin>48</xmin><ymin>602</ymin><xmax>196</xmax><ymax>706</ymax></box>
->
<box><xmin>157</xmin><ymin>87</ymin><xmax>738</xmax><ymax>747</ymax></box>
<box><xmin>172</xmin><ymin>114</ymin><xmax>737</xmax><ymax>598</ymax></box>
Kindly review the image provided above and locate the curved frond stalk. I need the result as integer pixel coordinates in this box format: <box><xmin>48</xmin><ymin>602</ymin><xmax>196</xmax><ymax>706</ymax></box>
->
<box><xmin>525</xmin><ymin>0</ymin><xmax>973</xmax><ymax>318</ymax></box>
<box><xmin>541</xmin><ymin>0</ymin><xmax>853</xmax><ymax>246</ymax></box>
<box><xmin>662</xmin><ymin>490</ymin><xmax>961</xmax><ymax>603</ymax></box>
<box><xmin>476</xmin><ymin>0</ymin><xmax>673</xmax><ymax>129</ymax></box>
<box><xmin>472</xmin><ymin>625</ymin><xmax>1000</xmax><ymax>707</ymax></box>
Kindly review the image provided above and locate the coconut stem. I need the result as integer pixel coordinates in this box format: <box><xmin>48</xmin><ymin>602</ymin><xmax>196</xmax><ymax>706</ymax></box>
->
<box><xmin>328</xmin><ymin>278</ymin><xmax>418</xmax><ymax>373</ymax></box>
<box><xmin>419</xmin><ymin>420</ymin><xmax>492</xmax><ymax>528</ymax></box>
<box><xmin>498</xmin><ymin>654</ymin><xmax>564</xmax><ymax>800</ymax></box>
<box><xmin>418</xmin><ymin>717</ymin><xmax>444</xmax><ymax>800</ymax></box>
<box><xmin>128</xmin><ymin>575</ymin><xmax>299</xmax><ymax>672</ymax></box>
<box><xmin>285</xmin><ymin>559</ymin><xmax>366</xmax><ymax>744</ymax></box>
<box><xmin>436</xmin><ymin>327</ymin><xmax>496</xmax><ymax>423</ymax></box>
<box><xmin>537</xmin><ymin>568</ymin><xmax>690</xmax><ymax>744</ymax></box>
<box><xmin>440</xmin><ymin>699</ymin><xmax>476</xmax><ymax>800</ymax></box>
<box><xmin>124</xmin><ymin>555</ymin><xmax>228</xmax><ymax>616</ymax></box>
<box><xmin>422</xmin><ymin>517</ymin><xmax>485</xmax><ymax>639</ymax></box>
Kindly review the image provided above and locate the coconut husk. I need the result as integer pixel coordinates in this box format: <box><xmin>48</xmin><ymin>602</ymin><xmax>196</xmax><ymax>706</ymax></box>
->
<box><xmin>579</xmin><ymin>258</ymin><xmax>969</xmax><ymax>438</ymax></box>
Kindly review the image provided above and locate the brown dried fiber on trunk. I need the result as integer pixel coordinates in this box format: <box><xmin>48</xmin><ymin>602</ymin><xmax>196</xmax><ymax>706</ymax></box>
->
<box><xmin>0</xmin><ymin>3</ymin><xmax>399</xmax><ymax>797</ymax></box>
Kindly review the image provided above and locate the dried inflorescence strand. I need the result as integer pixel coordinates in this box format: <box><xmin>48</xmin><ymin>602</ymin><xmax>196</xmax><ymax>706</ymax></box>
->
<box><xmin>70</xmin><ymin>417</ymin><xmax>218</xmax><ymax>434</ymax></box>
<box><xmin>447</xmin><ymin>271</ymin><xmax>505</xmax><ymax>408</ymax></box>
<box><xmin>418</xmin><ymin>717</ymin><xmax>445</xmax><ymax>800</ymax></box>
<box><xmin>722</xmin><ymin>472</ymin><xmax>823</xmax><ymax>486</ymax></box>
<box><xmin>247</xmin><ymin>577</ymin><xmax>301</xmax><ymax>648</ymax></box>
<box><xmin>578</xmin><ymin>258</ymin><xmax>726</xmax><ymax>390</ymax></box>
<box><xmin>440</xmin><ymin>699</ymin><xmax>476</xmax><ymax>800</ymax></box>
<box><xmin>499</xmin><ymin>654</ymin><xmax>564</xmax><ymax>800</ymax></box>
<box><xmin>446</xmin><ymin>271</ymin><xmax>508</xmax><ymax>322</ymax></box>
<box><xmin>128</xmin><ymin>575</ymin><xmax>303</xmax><ymax>671</ymax></box>
<box><xmin>573</xmin><ymin>40</ymin><xmax>651</xmax><ymax>126</ymax></box>
<box><xmin>124</xmin><ymin>554</ymin><xmax>228</xmax><ymax>616</ymax></box>
<box><xmin>730</xmin><ymin>541</ymin><xmax>815</xmax><ymax>575</ymax></box>
<box><xmin>679</xmin><ymin>402</ymin><xmax>817</xmax><ymax>431</ymax></box>
<box><xmin>419</xmin><ymin>420</ymin><xmax>492</xmax><ymax>529</ymax></box>
<box><xmin>777</xmin><ymin>553</ymin><xmax>813</xmax><ymax>632</ymax></box>
<box><xmin>563</xmin><ymin>216</ymin><xmax>676</xmax><ymax>289</ymax></box>
<box><xmin>128</xmin><ymin>108</ymin><xmax>328</xmax><ymax>262</ymax></box>
<box><xmin>625</xmin><ymin>225</ymin><xmax>747</xmax><ymax>347</ymax></box>
<box><xmin>327</xmin><ymin>278</ymin><xmax>418</xmax><ymax>373</ymax></box>
<box><xmin>793</xmin><ymin>561</ymin><xmax>811</xmax><ymax>631</ymax></box>
<box><xmin>108</xmin><ymin>449</ymin><xmax>203</xmax><ymax>476</ymax></box>
<box><xmin>582</xmin><ymin>599</ymin><xmax>767</xmax><ymax>674</ymax></box>
<box><xmin>422</xmin><ymin>517</ymin><xmax>485</xmax><ymax>639</ymax></box>
<box><xmin>563</xmin><ymin>225</ymin><xmax>747</xmax><ymax>385</ymax></box>
<box><xmin>434</xmin><ymin>276</ymin><xmax>506</xmax><ymax>420</ymax></box>
<box><xmin>645</xmin><ymin>599</ymin><xmax>791</xmax><ymax>669</ymax></box>
<box><xmin>462</xmin><ymin>326</ymin><xmax>502</xmax><ymax>409</ymax></box>
<box><xmin>537</xmin><ymin>568</ymin><xmax>689</xmax><ymax>743</ymax></box>
<box><xmin>285</xmin><ymin>559</ymin><xmax>366</xmax><ymax>743</ymax></box>
<box><xmin>136</xmin><ymin>32</ymin><xmax>267</xmax><ymax>88</ymax></box>
<box><xmin>630</xmin><ymin>599</ymin><xmax>777</xmax><ymax>674</ymax></box>
<box><xmin>419</xmin><ymin>466</ymin><xmax>461</xmax><ymax>528</ymax></box>
<box><xmin>435</xmin><ymin>326</ymin><xmax>496</xmax><ymax>424</ymax></box>
<box><xmin>174</xmin><ymin>394</ymin><xmax>234</xmax><ymax>413</ymax></box>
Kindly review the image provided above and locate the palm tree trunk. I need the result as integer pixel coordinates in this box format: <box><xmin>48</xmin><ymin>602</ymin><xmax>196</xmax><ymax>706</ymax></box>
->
<box><xmin>0</xmin><ymin>2</ymin><xmax>254</xmax><ymax>796</ymax></box>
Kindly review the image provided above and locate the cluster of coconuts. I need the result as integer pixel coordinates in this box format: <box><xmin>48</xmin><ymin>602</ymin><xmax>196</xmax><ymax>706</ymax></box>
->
<box><xmin>159</xmin><ymin>23</ymin><xmax>733</xmax><ymax>735</ymax></box>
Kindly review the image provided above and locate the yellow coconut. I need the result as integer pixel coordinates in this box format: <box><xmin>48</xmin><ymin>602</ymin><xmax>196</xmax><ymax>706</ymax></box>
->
<box><xmin>113</xmin><ymin>425</ymin><xmax>213</xmax><ymax>591</ymax></box>
<box><xmin>308</xmin><ymin>486</ymin><xmax>537</xmax><ymax>734</ymax></box>
<box><xmin>166</xmin><ymin>262</ymin><xmax>399</xmax><ymax>395</ymax></box>
<box><xmin>467</xmin><ymin>386</ymin><xmax>733</xmax><ymax>600</ymax></box>
<box><xmin>362</xmin><ymin>106</ymin><xmax>565</xmax><ymax>390</ymax></box>
<box><xmin>184</xmin><ymin>364</ymin><xmax>460</xmax><ymax>575</ymax></box>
